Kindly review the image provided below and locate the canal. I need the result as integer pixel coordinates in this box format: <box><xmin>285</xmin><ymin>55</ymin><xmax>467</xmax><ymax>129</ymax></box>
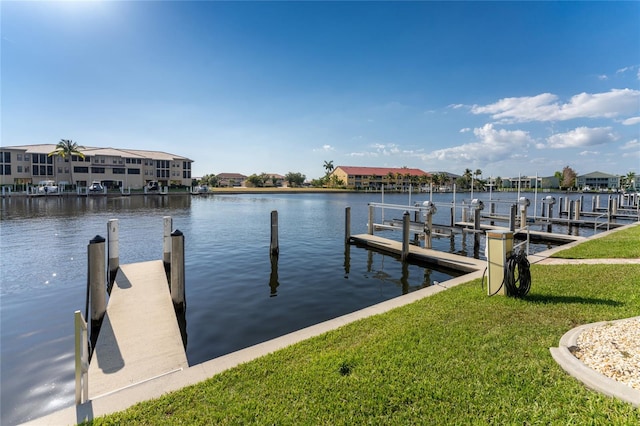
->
<box><xmin>0</xmin><ymin>190</ymin><xmax>625</xmax><ymax>424</ymax></box>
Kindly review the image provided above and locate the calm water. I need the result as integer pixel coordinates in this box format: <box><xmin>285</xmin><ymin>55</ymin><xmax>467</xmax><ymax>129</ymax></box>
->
<box><xmin>0</xmin><ymin>191</ymin><xmax>617</xmax><ymax>424</ymax></box>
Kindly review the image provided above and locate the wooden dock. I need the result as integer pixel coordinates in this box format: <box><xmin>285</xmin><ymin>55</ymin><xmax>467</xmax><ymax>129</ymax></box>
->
<box><xmin>350</xmin><ymin>234</ymin><xmax>486</xmax><ymax>272</ymax></box>
<box><xmin>453</xmin><ymin>221</ymin><xmax>585</xmax><ymax>244</ymax></box>
<box><xmin>88</xmin><ymin>260</ymin><xmax>188</xmax><ymax>399</ymax></box>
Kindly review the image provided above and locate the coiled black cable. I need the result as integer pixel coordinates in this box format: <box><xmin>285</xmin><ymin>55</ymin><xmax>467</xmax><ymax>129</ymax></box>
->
<box><xmin>504</xmin><ymin>250</ymin><xmax>531</xmax><ymax>298</ymax></box>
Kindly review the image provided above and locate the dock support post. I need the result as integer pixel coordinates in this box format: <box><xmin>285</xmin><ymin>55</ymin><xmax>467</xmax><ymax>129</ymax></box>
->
<box><xmin>270</xmin><ymin>211</ymin><xmax>279</xmax><ymax>257</ymax></box>
<box><xmin>345</xmin><ymin>207</ymin><xmax>351</xmax><ymax>244</ymax></box>
<box><xmin>424</xmin><ymin>212</ymin><xmax>433</xmax><ymax>249</ymax></box>
<box><xmin>509</xmin><ymin>204</ymin><xmax>517</xmax><ymax>232</ymax></box>
<box><xmin>574</xmin><ymin>199</ymin><xmax>581</xmax><ymax>221</ymax></box>
<box><xmin>107</xmin><ymin>219</ymin><xmax>119</xmax><ymax>293</ymax></box>
<box><xmin>612</xmin><ymin>197</ymin><xmax>618</xmax><ymax>215</ymax></box>
<box><xmin>74</xmin><ymin>310</ymin><xmax>89</xmax><ymax>405</ymax></box>
<box><xmin>490</xmin><ymin>202</ymin><xmax>496</xmax><ymax>226</ymax></box>
<box><xmin>401</xmin><ymin>211</ymin><xmax>410</xmax><ymax>262</ymax></box>
<box><xmin>170</xmin><ymin>229</ymin><xmax>186</xmax><ymax>310</ymax></box>
<box><xmin>368</xmin><ymin>204</ymin><xmax>374</xmax><ymax>235</ymax></box>
<box><xmin>88</xmin><ymin>235</ymin><xmax>106</xmax><ymax>349</ymax></box>
<box><xmin>163</xmin><ymin>216</ymin><xmax>173</xmax><ymax>271</ymax></box>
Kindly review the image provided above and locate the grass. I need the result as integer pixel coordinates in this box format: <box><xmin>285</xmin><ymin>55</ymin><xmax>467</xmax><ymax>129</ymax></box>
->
<box><xmin>88</xmin><ymin>226</ymin><xmax>640</xmax><ymax>425</ymax></box>
<box><xmin>552</xmin><ymin>223</ymin><xmax>640</xmax><ymax>259</ymax></box>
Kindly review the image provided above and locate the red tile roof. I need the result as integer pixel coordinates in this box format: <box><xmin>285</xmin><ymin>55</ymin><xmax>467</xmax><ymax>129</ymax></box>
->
<box><xmin>335</xmin><ymin>166</ymin><xmax>430</xmax><ymax>177</ymax></box>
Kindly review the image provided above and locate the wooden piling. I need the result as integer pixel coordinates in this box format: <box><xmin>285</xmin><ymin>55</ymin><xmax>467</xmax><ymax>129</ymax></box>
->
<box><xmin>170</xmin><ymin>229</ymin><xmax>185</xmax><ymax>309</ymax></box>
<box><xmin>270</xmin><ymin>210</ymin><xmax>279</xmax><ymax>257</ymax></box>
<box><xmin>88</xmin><ymin>235</ymin><xmax>106</xmax><ymax>348</ymax></box>
<box><xmin>107</xmin><ymin>219</ymin><xmax>119</xmax><ymax>292</ymax></box>
<box><xmin>368</xmin><ymin>204</ymin><xmax>374</xmax><ymax>235</ymax></box>
<box><xmin>509</xmin><ymin>204</ymin><xmax>517</xmax><ymax>232</ymax></box>
<box><xmin>345</xmin><ymin>207</ymin><xmax>351</xmax><ymax>244</ymax></box>
<box><xmin>401</xmin><ymin>211</ymin><xmax>410</xmax><ymax>262</ymax></box>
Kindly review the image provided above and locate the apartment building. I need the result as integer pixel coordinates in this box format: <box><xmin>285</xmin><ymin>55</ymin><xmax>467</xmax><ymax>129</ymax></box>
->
<box><xmin>0</xmin><ymin>144</ymin><xmax>193</xmax><ymax>190</ymax></box>
<box><xmin>330</xmin><ymin>166</ymin><xmax>430</xmax><ymax>190</ymax></box>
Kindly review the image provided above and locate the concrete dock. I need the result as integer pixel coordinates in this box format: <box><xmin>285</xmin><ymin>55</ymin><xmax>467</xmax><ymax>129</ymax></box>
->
<box><xmin>349</xmin><ymin>233</ymin><xmax>486</xmax><ymax>272</ymax></box>
<box><xmin>88</xmin><ymin>260</ymin><xmax>188</xmax><ymax>399</ymax></box>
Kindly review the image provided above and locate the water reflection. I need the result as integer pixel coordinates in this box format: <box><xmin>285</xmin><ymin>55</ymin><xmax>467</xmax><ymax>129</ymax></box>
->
<box><xmin>269</xmin><ymin>254</ymin><xmax>279</xmax><ymax>297</ymax></box>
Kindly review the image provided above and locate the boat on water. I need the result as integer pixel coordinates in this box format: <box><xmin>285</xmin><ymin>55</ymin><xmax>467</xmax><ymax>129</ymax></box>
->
<box><xmin>37</xmin><ymin>180</ymin><xmax>58</xmax><ymax>194</ymax></box>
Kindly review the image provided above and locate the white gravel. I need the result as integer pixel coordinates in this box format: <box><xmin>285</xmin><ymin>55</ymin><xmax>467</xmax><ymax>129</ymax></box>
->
<box><xmin>574</xmin><ymin>317</ymin><xmax>640</xmax><ymax>391</ymax></box>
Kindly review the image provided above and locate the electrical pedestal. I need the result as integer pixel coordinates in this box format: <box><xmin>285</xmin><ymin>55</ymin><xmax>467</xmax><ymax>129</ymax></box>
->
<box><xmin>486</xmin><ymin>230</ymin><xmax>513</xmax><ymax>296</ymax></box>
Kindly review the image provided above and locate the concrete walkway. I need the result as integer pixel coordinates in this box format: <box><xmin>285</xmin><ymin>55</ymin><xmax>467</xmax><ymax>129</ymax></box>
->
<box><xmin>23</xmin><ymin>223</ymin><xmax>640</xmax><ymax>425</ymax></box>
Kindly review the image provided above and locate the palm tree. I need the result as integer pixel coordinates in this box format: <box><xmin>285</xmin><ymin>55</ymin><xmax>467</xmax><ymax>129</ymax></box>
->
<box><xmin>48</xmin><ymin>139</ymin><xmax>85</xmax><ymax>189</ymax></box>
<box><xmin>623</xmin><ymin>171</ymin><xmax>636</xmax><ymax>191</ymax></box>
<box><xmin>323</xmin><ymin>160</ymin><xmax>334</xmax><ymax>176</ymax></box>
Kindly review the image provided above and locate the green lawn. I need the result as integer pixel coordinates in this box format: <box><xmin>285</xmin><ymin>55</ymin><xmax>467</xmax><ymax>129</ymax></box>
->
<box><xmin>88</xmin><ymin>226</ymin><xmax>640</xmax><ymax>425</ymax></box>
<box><xmin>552</xmin><ymin>223</ymin><xmax>640</xmax><ymax>259</ymax></box>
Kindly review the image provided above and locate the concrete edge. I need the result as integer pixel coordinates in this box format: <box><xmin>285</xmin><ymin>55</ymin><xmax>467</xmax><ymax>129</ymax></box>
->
<box><xmin>549</xmin><ymin>316</ymin><xmax>640</xmax><ymax>408</ymax></box>
<box><xmin>21</xmin><ymin>269</ymin><xmax>484</xmax><ymax>425</ymax></box>
<box><xmin>527</xmin><ymin>222</ymin><xmax>640</xmax><ymax>264</ymax></box>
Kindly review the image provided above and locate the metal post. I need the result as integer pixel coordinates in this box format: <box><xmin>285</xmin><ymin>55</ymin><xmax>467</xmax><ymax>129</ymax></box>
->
<box><xmin>345</xmin><ymin>207</ymin><xmax>351</xmax><ymax>244</ymax></box>
<box><xmin>402</xmin><ymin>211</ymin><xmax>410</xmax><ymax>262</ymax></box>
<box><xmin>368</xmin><ymin>204</ymin><xmax>374</xmax><ymax>235</ymax></box>
<box><xmin>88</xmin><ymin>235</ymin><xmax>106</xmax><ymax>342</ymax></box>
<box><xmin>270</xmin><ymin>211</ymin><xmax>279</xmax><ymax>257</ymax></box>
<box><xmin>170</xmin><ymin>229</ymin><xmax>185</xmax><ymax>309</ymax></box>
<box><xmin>163</xmin><ymin>216</ymin><xmax>172</xmax><ymax>270</ymax></box>
<box><xmin>107</xmin><ymin>219</ymin><xmax>119</xmax><ymax>292</ymax></box>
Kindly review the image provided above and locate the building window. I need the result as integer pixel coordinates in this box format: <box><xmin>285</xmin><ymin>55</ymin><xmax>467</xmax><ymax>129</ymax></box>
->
<box><xmin>25</xmin><ymin>166</ymin><xmax>29</xmax><ymax>173</ymax></box>
<box><xmin>17</xmin><ymin>154</ymin><xmax>22</xmax><ymax>161</ymax></box>
<box><xmin>1</xmin><ymin>152</ymin><xmax>11</xmax><ymax>163</ymax></box>
<box><xmin>128</xmin><ymin>168</ymin><xmax>140</xmax><ymax>175</ymax></box>
<box><xmin>58</xmin><ymin>167</ymin><xmax>63</xmax><ymax>173</ymax></box>
<box><xmin>25</xmin><ymin>154</ymin><xmax>30</xmax><ymax>161</ymax></box>
<box><xmin>17</xmin><ymin>165</ymin><xmax>23</xmax><ymax>173</ymax></box>
<box><xmin>0</xmin><ymin>165</ymin><xmax>10</xmax><ymax>175</ymax></box>
<box><xmin>74</xmin><ymin>166</ymin><xmax>89</xmax><ymax>173</ymax></box>
<box><xmin>91</xmin><ymin>167</ymin><xmax>105</xmax><ymax>174</ymax></box>
<box><xmin>113</xmin><ymin>168</ymin><xmax>125</xmax><ymax>174</ymax></box>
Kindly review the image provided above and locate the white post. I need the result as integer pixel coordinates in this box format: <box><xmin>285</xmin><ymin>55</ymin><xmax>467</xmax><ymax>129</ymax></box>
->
<box><xmin>107</xmin><ymin>219</ymin><xmax>119</xmax><ymax>291</ymax></box>
<box><xmin>533</xmin><ymin>173</ymin><xmax>538</xmax><ymax>218</ymax></box>
<box><xmin>163</xmin><ymin>216</ymin><xmax>173</xmax><ymax>268</ymax></box>
<box><xmin>74</xmin><ymin>310</ymin><xmax>89</xmax><ymax>405</ymax></box>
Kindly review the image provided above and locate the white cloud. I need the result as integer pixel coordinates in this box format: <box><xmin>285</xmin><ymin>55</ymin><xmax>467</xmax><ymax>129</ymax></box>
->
<box><xmin>459</xmin><ymin>128</ymin><xmax>471</xmax><ymax>133</ymax></box>
<box><xmin>621</xmin><ymin>139</ymin><xmax>639</xmax><ymax>150</ymax></box>
<box><xmin>313</xmin><ymin>144</ymin><xmax>335</xmax><ymax>152</ymax></box>
<box><xmin>579</xmin><ymin>150</ymin><xmax>600</xmax><ymax>156</ymax></box>
<box><xmin>424</xmin><ymin>124</ymin><xmax>533</xmax><ymax>162</ymax></box>
<box><xmin>471</xmin><ymin>89</ymin><xmax>640</xmax><ymax>123</ymax></box>
<box><xmin>546</xmin><ymin>126</ymin><xmax>618</xmax><ymax>149</ymax></box>
<box><xmin>622</xmin><ymin>116</ymin><xmax>640</xmax><ymax>125</ymax></box>
<box><xmin>597</xmin><ymin>75</ymin><xmax>608</xmax><ymax>80</ymax></box>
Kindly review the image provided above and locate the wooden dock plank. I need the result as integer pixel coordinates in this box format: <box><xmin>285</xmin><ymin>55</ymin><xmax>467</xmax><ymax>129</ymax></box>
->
<box><xmin>88</xmin><ymin>260</ymin><xmax>188</xmax><ymax>399</ymax></box>
<box><xmin>350</xmin><ymin>234</ymin><xmax>486</xmax><ymax>272</ymax></box>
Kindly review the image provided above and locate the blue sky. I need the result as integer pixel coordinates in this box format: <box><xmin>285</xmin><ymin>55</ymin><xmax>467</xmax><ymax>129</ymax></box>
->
<box><xmin>2</xmin><ymin>1</ymin><xmax>639</xmax><ymax>180</ymax></box>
